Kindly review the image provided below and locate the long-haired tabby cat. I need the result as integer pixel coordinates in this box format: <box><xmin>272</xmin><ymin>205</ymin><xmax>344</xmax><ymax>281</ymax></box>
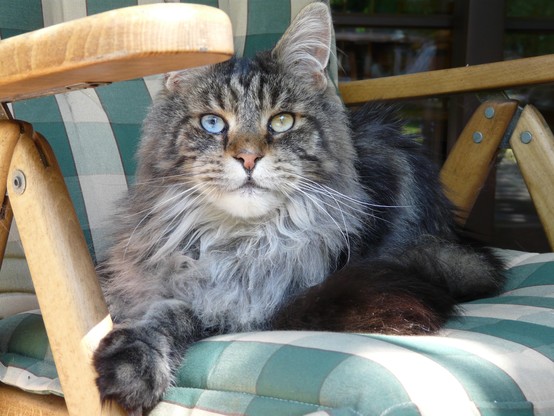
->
<box><xmin>93</xmin><ymin>3</ymin><xmax>504</xmax><ymax>413</ymax></box>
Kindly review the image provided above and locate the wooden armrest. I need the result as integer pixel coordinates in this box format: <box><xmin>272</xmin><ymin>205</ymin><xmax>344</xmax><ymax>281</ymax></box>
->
<box><xmin>0</xmin><ymin>3</ymin><xmax>233</xmax><ymax>102</ymax></box>
<box><xmin>339</xmin><ymin>54</ymin><xmax>554</xmax><ymax>104</ymax></box>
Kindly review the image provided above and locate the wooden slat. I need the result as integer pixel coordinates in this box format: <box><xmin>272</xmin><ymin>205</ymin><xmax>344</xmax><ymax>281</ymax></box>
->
<box><xmin>440</xmin><ymin>101</ymin><xmax>519</xmax><ymax>225</ymax></box>
<box><xmin>510</xmin><ymin>105</ymin><xmax>554</xmax><ymax>249</ymax></box>
<box><xmin>8</xmin><ymin>121</ymin><xmax>124</xmax><ymax>415</ymax></box>
<box><xmin>339</xmin><ymin>54</ymin><xmax>554</xmax><ymax>104</ymax></box>
<box><xmin>0</xmin><ymin>385</ymin><xmax>69</xmax><ymax>416</ymax></box>
<box><xmin>0</xmin><ymin>121</ymin><xmax>20</xmax><ymax>266</ymax></box>
<box><xmin>0</xmin><ymin>3</ymin><xmax>233</xmax><ymax>102</ymax></box>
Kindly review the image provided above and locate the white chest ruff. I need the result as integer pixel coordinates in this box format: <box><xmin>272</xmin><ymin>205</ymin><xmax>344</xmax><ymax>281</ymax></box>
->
<box><xmin>168</xmin><ymin>228</ymin><xmax>334</xmax><ymax>331</ymax></box>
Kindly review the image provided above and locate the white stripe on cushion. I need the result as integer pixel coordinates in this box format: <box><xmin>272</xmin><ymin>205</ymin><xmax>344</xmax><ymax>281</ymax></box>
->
<box><xmin>41</xmin><ymin>0</ymin><xmax>86</xmax><ymax>26</ymax></box>
<box><xmin>442</xmin><ymin>329</ymin><xmax>554</xmax><ymax>416</ymax></box>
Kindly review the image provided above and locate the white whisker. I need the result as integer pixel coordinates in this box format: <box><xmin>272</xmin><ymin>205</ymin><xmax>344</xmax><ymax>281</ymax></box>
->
<box><xmin>284</xmin><ymin>182</ymin><xmax>352</xmax><ymax>260</ymax></box>
<box><xmin>123</xmin><ymin>182</ymin><xmax>208</xmax><ymax>258</ymax></box>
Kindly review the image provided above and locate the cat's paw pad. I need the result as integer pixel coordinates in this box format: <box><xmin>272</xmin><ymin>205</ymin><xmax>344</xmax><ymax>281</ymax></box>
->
<box><xmin>93</xmin><ymin>326</ymin><xmax>171</xmax><ymax>413</ymax></box>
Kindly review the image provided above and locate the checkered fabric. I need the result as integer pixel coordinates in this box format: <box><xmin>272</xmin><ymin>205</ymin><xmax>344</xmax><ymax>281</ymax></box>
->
<box><xmin>0</xmin><ymin>0</ymin><xmax>335</xmax><ymax>318</ymax></box>
<box><xmin>1</xmin><ymin>251</ymin><xmax>554</xmax><ymax>415</ymax></box>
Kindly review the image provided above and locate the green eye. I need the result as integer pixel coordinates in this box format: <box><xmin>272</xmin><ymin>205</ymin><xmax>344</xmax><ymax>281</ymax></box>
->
<box><xmin>201</xmin><ymin>114</ymin><xmax>226</xmax><ymax>134</ymax></box>
<box><xmin>269</xmin><ymin>113</ymin><xmax>294</xmax><ymax>133</ymax></box>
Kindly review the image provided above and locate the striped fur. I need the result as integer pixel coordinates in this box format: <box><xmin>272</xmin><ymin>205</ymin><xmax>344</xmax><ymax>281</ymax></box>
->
<box><xmin>94</xmin><ymin>3</ymin><xmax>504</xmax><ymax>413</ymax></box>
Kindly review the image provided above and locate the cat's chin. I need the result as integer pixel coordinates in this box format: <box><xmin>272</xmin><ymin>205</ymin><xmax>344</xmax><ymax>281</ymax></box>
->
<box><xmin>213</xmin><ymin>188</ymin><xmax>282</xmax><ymax>219</ymax></box>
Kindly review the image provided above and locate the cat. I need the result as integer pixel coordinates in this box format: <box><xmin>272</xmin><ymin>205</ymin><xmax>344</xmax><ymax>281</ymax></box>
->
<box><xmin>93</xmin><ymin>2</ymin><xmax>505</xmax><ymax>414</ymax></box>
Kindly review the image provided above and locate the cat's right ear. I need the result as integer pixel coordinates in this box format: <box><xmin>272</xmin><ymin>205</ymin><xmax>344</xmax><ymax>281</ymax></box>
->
<box><xmin>273</xmin><ymin>2</ymin><xmax>333</xmax><ymax>91</ymax></box>
<box><xmin>164</xmin><ymin>71</ymin><xmax>183</xmax><ymax>91</ymax></box>
<box><xmin>164</xmin><ymin>67</ymin><xmax>205</xmax><ymax>91</ymax></box>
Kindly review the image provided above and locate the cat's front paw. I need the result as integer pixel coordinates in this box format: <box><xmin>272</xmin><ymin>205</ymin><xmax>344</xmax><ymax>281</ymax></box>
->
<box><xmin>93</xmin><ymin>325</ymin><xmax>171</xmax><ymax>413</ymax></box>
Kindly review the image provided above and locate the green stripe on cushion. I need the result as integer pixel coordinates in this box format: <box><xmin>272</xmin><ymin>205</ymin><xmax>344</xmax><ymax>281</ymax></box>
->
<box><xmin>0</xmin><ymin>352</ymin><xmax>58</xmax><ymax>380</ymax></box>
<box><xmin>255</xmin><ymin>345</ymin><xmax>348</xmax><ymax>404</ymax></box>
<box><xmin>502</xmin><ymin>262</ymin><xmax>554</xmax><ymax>292</ymax></box>
<box><xmin>470</xmin><ymin>295</ymin><xmax>554</xmax><ymax>309</ymax></box>
<box><xmin>176</xmin><ymin>340</ymin><xmax>230</xmax><ymax>388</ymax></box>
<box><xmin>86</xmin><ymin>0</ymin><xmax>137</xmax><ymax>15</ymax></box>
<box><xmin>376</xmin><ymin>336</ymin><xmax>532</xmax><ymax>415</ymax></box>
<box><xmin>95</xmin><ymin>80</ymin><xmax>152</xmax><ymax>181</ymax></box>
<box><xmin>196</xmin><ymin>340</ymin><xmax>283</xmax><ymax>393</ymax></box>
<box><xmin>319</xmin><ymin>355</ymin><xmax>419</xmax><ymax>416</ymax></box>
<box><xmin>245</xmin><ymin>395</ymin><xmax>323</xmax><ymax>416</ymax></box>
<box><xmin>181</xmin><ymin>0</ymin><xmax>219</xmax><ymax>7</ymax></box>
<box><xmin>0</xmin><ymin>0</ymin><xmax>43</xmax><ymax>33</ymax></box>
<box><xmin>197</xmin><ymin>389</ymin><xmax>254</xmax><ymax>414</ymax></box>
<box><xmin>7</xmin><ymin>315</ymin><xmax>48</xmax><ymax>361</ymax></box>
<box><xmin>12</xmin><ymin>98</ymin><xmax>76</xmax><ymax>177</ymax></box>
<box><xmin>160</xmin><ymin>387</ymin><xmax>326</xmax><ymax>415</ymax></box>
<box><xmin>445</xmin><ymin>317</ymin><xmax>554</xmax><ymax>360</ymax></box>
<box><xmin>0</xmin><ymin>29</ymin><xmax>31</xmax><ymax>39</ymax></box>
<box><xmin>0</xmin><ymin>313</ymin><xmax>28</xmax><ymax>348</ymax></box>
<box><xmin>243</xmin><ymin>0</ymin><xmax>291</xmax><ymax>57</ymax></box>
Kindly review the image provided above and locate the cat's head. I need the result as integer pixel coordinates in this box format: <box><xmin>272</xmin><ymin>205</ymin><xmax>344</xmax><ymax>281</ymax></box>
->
<box><xmin>138</xmin><ymin>2</ymin><xmax>358</xmax><ymax>219</ymax></box>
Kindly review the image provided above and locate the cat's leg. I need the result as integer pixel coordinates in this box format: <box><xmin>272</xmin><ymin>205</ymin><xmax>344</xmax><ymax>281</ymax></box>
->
<box><xmin>93</xmin><ymin>299</ymin><xmax>201</xmax><ymax>413</ymax></box>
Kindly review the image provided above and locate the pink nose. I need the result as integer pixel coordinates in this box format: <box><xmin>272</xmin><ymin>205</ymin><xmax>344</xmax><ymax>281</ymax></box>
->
<box><xmin>235</xmin><ymin>152</ymin><xmax>263</xmax><ymax>171</ymax></box>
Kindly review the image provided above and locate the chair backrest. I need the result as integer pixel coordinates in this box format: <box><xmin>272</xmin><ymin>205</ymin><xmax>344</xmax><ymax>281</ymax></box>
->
<box><xmin>0</xmin><ymin>0</ymin><xmax>335</xmax><ymax>315</ymax></box>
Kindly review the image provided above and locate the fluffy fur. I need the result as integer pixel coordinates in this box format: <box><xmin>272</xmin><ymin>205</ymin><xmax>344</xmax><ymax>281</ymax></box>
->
<box><xmin>93</xmin><ymin>3</ymin><xmax>505</xmax><ymax>414</ymax></box>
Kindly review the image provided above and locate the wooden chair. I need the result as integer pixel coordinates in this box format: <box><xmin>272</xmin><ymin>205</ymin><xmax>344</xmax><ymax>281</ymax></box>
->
<box><xmin>1</xmin><ymin>1</ymin><xmax>554</xmax><ymax>415</ymax></box>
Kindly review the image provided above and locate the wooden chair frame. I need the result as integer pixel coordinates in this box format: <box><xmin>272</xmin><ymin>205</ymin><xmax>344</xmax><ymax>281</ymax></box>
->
<box><xmin>340</xmin><ymin>56</ymin><xmax>554</xmax><ymax>248</ymax></box>
<box><xmin>0</xmin><ymin>4</ymin><xmax>553</xmax><ymax>415</ymax></box>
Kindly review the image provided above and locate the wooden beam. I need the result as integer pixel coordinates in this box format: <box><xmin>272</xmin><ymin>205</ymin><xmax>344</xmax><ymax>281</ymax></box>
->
<box><xmin>0</xmin><ymin>384</ymin><xmax>69</xmax><ymax>416</ymax></box>
<box><xmin>0</xmin><ymin>4</ymin><xmax>233</xmax><ymax>102</ymax></box>
<box><xmin>339</xmin><ymin>54</ymin><xmax>554</xmax><ymax>104</ymax></box>
<box><xmin>0</xmin><ymin>121</ymin><xmax>19</xmax><ymax>267</ymax></box>
<box><xmin>510</xmin><ymin>105</ymin><xmax>554</xmax><ymax>250</ymax></box>
<box><xmin>440</xmin><ymin>101</ymin><xmax>519</xmax><ymax>225</ymax></box>
<box><xmin>7</xmin><ymin>121</ymin><xmax>125</xmax><ymax>415</ymax></box>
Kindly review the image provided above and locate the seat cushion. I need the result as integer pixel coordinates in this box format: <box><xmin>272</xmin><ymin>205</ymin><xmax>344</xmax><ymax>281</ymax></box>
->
<box><xmin>2</xmin><ymin>250</ymin><xmax>553</xmax><ymax>415</ymax></box>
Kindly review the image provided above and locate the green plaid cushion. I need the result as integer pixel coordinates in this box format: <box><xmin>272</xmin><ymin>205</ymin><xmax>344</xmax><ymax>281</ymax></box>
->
<box><xmin>2</xmin><ymin>251</ymin><xmax>554</xmax><ymax>415</ymax></box>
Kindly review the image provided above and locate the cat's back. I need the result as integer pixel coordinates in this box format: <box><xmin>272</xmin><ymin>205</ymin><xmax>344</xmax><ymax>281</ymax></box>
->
<box><xmin>350</xmin><ymin>103</ymin><xmax>456</xmax><ymax>253</ymax></box>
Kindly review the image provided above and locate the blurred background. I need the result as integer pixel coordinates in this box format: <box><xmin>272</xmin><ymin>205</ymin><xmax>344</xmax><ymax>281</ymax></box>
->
<box><xmin>330</xmin><ymin>0</ymin><xmax>554</xmax><ymax>252</ymax></box>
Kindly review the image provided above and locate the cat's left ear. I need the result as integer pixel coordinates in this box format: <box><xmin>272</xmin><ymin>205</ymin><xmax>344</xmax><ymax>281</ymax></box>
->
<box><xmin>272</xmin><ymin>2</ymin><xmax>332</xmax><ymax>90</ymax></box>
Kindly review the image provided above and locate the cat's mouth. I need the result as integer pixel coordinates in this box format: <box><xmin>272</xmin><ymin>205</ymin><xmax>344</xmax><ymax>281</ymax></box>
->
<box><xmin>235</xmin><ymin>180</ymin><xmax>267</xmax><ymax>194</ymax></box>
<box><xmin>215</xmin><ymin>179</ymin><xmax>281</xmax><ymax>218</ymax></box>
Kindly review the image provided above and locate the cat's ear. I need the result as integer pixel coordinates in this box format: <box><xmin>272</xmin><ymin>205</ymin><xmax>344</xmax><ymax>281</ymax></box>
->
<box><xmin>272</xmin><ymin>2</ymin><xmax>332</xmax><ymax>90</ymax></box>
<box><xmin>164</xmin><ymin>67</ymin><xmax>206</xmax><ymax>91</ymax></box>
<box><xmin>164</xmin><ymin>71</ymin><xmax>184</xmax><ymax>91</ymax></box>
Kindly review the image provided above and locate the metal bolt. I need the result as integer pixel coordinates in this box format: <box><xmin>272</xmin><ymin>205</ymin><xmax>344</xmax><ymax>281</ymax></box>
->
<box><xmin>520</xmin><ymin>131</ymin><xmax>533</xmax><ymax>144</ymax></box>
<box><xmin>12</xmin><ymin>170</ymin><xmax>26</xmax><ymax>195</ymax></box>
<box><xmin>472</xmin><ymin>131</ymin><xmax>484</xmax><ymax>144</ymax></box>
<box><xmin>484</xmin><ymin>107</ymin><xmax>495</xmax><ymax>119</ymax></box>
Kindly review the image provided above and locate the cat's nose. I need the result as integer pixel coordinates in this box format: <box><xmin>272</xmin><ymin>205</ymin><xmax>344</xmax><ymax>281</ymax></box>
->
<box><xmin>235</xmin><ymin>151</ymin><xmax>263</xmax><ymax>171</ymax></box>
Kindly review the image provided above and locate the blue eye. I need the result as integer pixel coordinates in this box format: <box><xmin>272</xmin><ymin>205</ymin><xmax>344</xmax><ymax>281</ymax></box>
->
<box><xmin>201</xmin><ymin>114</ymin><xmax>226</xmax><ymax>134</ymax></box>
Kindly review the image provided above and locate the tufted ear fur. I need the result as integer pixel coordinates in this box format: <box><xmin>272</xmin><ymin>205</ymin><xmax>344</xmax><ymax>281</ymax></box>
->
<box><xmin>164</xmin><ymin>66</ymin><xmax>208</xmax><ymax>92</ymax></box>
<box><xmin>272</xmin><ymin>2</ymin><xmax>332</xmax><ymax>90</ymax></box>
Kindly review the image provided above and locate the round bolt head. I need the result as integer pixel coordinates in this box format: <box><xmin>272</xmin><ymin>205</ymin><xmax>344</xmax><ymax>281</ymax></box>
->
<box><xmin>472</xmin><ymin>131</ymin><xmax>484</xmax><ymax>143</ymax></box>
<box><xmin>520</xmin><ymin>131</ymin><xmax>533</xmax><ymax>144</ymax></box>
<box><xmin>12</xmin><ymin>170</ymin><xmax>26</xmax><ymax>195</ymax></box>
<box><xmin>484</xmin><ymin>107</ymin><xmax>495</xmax><ymax>119</ymax></box>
